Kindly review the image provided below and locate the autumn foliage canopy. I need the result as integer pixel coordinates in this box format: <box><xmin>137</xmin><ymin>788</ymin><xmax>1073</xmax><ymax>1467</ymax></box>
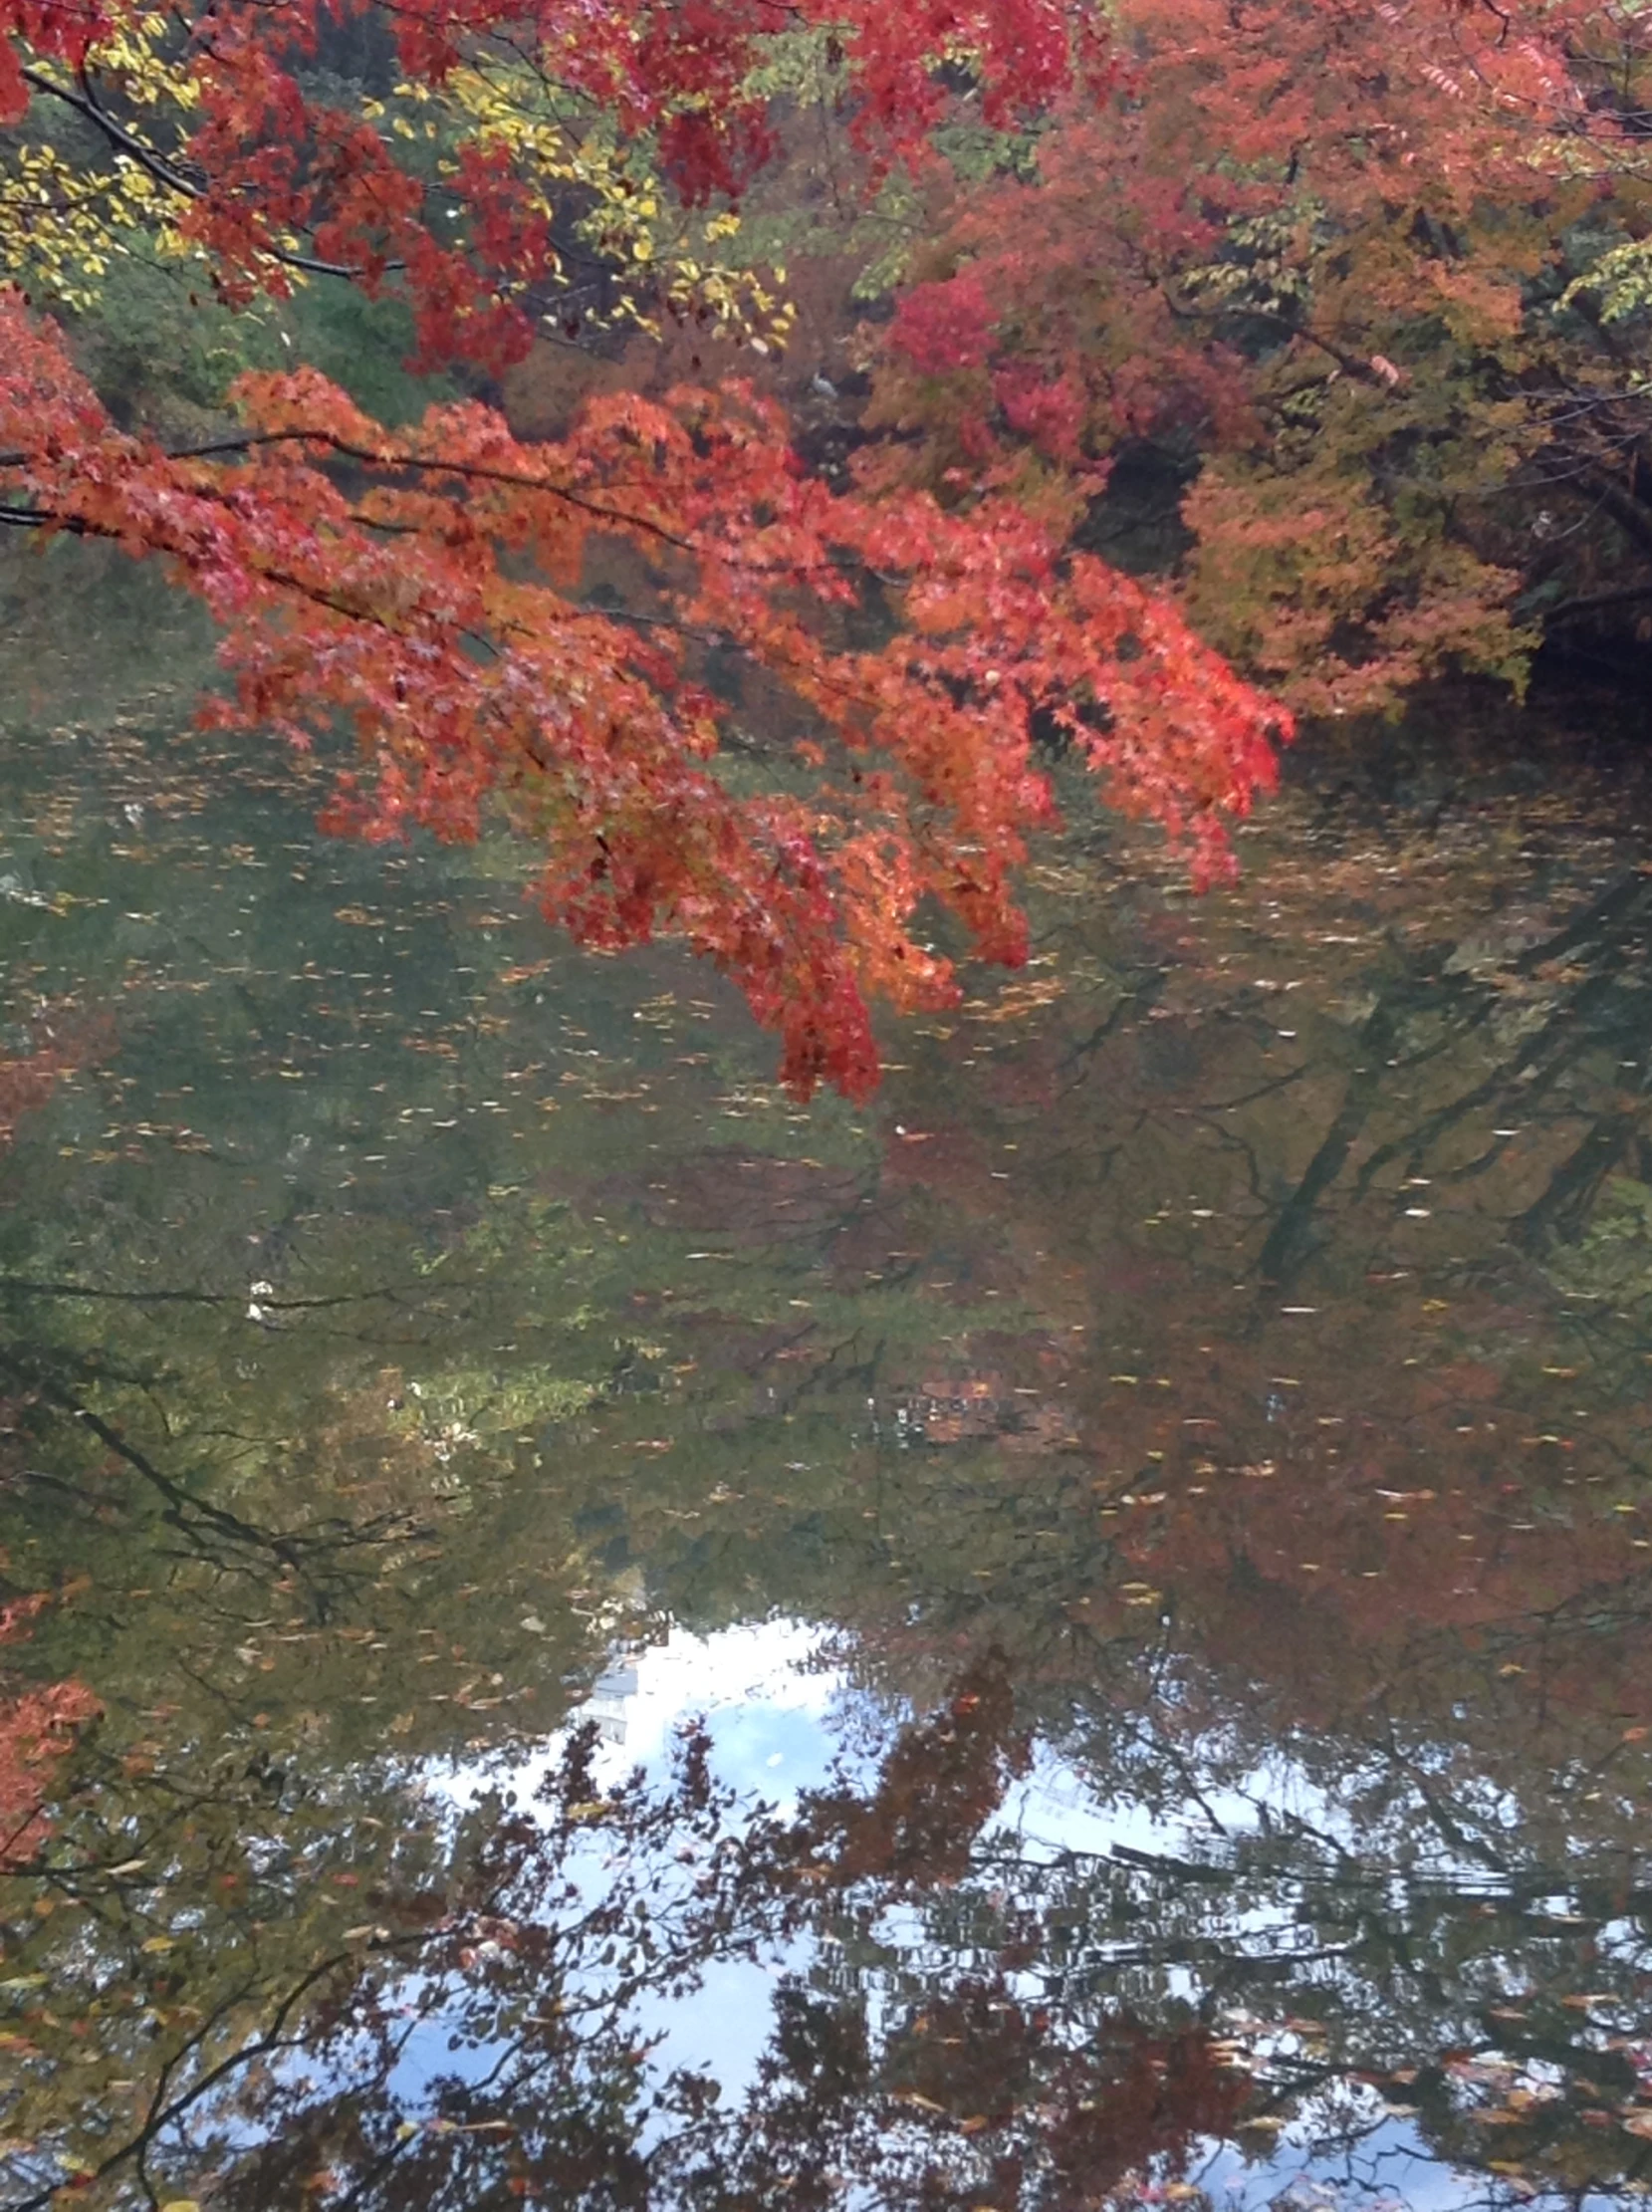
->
<box><xmin>5</xmin><ymin>0</ymin><xmax>1652</xmax><ymax>1088</ymax></box>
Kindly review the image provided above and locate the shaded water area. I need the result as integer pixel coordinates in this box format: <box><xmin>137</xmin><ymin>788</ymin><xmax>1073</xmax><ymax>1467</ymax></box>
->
<box><xmin>4</xmin><ymin>549</ymin><xmax>1652</xmax><ymax>2210</ymax></box>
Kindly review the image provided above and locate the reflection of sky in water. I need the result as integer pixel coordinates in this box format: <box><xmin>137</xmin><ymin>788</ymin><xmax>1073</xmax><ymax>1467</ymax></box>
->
<box><xmin>583</xmin><ymin>1616</ymin><xmax>845</xmax><ymax>1795</ymax></box>
<box><xmin>455</xmin><ymin>1614</ymin><xmax>1367</xmax><ymax>1865</ymax></box>
<box><xmin>451</xmin><ymin>1615</ymin><xmax>848</xmax><ymax>1809</ymax></box>
<box><xmin>1201</xmin><ymin>2116</ymin><xmax>1514</xmax><ymax>2212</ymax></box>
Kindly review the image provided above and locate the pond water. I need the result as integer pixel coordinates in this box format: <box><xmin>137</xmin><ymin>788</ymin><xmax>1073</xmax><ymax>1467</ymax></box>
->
<box><xmin>4</xmin><ymin>547</ymin><xmax>1652</xmax><ymax>2210</ymax></box>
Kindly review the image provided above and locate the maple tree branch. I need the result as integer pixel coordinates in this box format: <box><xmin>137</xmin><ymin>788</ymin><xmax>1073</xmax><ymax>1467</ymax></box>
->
<box><xmin>0</xmin><ymin>425</ymin><xmax>901</xmax><ymax>590</ymax></box>
<box><xmin>0</xmin><ymin>484</ymin><xmax>722</xmax><ymax>682</ymax></box>
<box><xmin>81</xmin><ymin>424</ymin><xmax>709</xmax><ymax>554</ymax></box>
<box><xmin>0</xmin><ymin>486</ymin><xmax>462</xmax><ymax>641</ymax></box>
<box><xmin>320</xmin><ymin>440</ymin><xmax>705</xmax><ymax>551</ymax></box>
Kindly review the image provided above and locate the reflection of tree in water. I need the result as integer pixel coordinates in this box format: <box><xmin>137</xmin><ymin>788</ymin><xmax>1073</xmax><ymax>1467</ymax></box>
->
<box><xmin>13</xmin><ymin>1662</ymin><xmax>1652</xmax><ymax>2211</ymax></box>
<box><xmin>8</xmin><ymin>697</ymin><xmax>1652</xmax><ymax>2202</ymax></box>
<box><xmin>0</xmin><ymin>1695</ymin><xmax>1261</xmax><ymax>2212</ymax></box>
<box><xmin>1255</xmin><ymin>863</ymin><xmax>1652</xmax><ymax>1286</ymax></box>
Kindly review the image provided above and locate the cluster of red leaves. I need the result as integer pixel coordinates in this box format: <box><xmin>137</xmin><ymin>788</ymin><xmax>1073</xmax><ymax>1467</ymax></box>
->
<box><xmin>0</xmin><ymin>1595</ymin><xmax>99</xmax><ymax>1868</ymax></box>
<box><xmin>0</xmin><ymin>0</ymin><xmax>1305</xmax><ymax>1094</ymax></box>
<box><xmin>0</xmin><ymin>298</ymin><xmax>1283</xmax><ymax>1096</ymax></box>
<box><xmin>874</xmin><ymin>0</ymin><xmax>1600</xmax><ymax>437</ymax></box>
<box><xmin>889</xmin><ymin>276</ymin><xmax>999</xmax><ymax>378</ymax></box>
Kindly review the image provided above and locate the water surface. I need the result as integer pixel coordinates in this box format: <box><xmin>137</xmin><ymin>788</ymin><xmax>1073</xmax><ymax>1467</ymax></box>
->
<box><xmin>3</xmin><ymin>552</ymin><xmax>1652</xmax><ymax>2210</ymax></box>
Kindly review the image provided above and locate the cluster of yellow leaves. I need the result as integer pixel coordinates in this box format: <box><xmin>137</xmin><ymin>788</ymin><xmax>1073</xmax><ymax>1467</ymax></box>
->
<box><xmin>1</xmin><ymin>14</ymin><xmax>202</xmax><ymax>309</ymax></box>
<box><xmin>431</xmin><ymin>58</ymin><xmax>793</xmax><ymax>342</ymax></box>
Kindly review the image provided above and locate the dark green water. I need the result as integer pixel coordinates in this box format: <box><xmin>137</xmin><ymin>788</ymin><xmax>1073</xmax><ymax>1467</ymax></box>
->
<box><xmin>4</xmin><ymin>546</ymin><xmax>1652</xmax><ymax>2211</ymax></box>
